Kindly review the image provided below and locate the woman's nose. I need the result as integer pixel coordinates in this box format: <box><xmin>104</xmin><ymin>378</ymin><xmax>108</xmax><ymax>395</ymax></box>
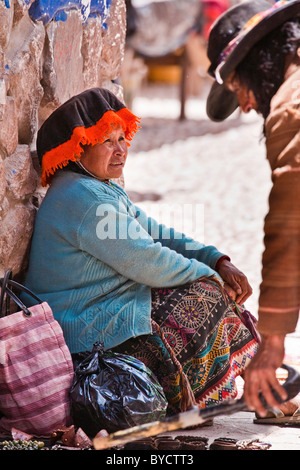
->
<box><xmin>113</xmin><ymin>141</ymin><xmax>126</xmax><ymax>154</ymax></box>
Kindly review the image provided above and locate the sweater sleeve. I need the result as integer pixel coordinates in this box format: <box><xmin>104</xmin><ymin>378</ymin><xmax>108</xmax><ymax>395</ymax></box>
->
<box><xmin>257</xmin><ymin>171</ymin><xmax>300</xmax><ymax>335</ymax></box>
<box><xmin>257</xmin><ymin>97</ymin><xmax>300</xmax><ymax>335</ymax></box>
<box><xmin>77</xmin><ymin>196</ymin><xmax>223</xmax><ymax>288</ymax></box>
<box><xmin>133</xmin><ymin>203</ymin><xmax>227</xmax><ymax>270</ymax></box>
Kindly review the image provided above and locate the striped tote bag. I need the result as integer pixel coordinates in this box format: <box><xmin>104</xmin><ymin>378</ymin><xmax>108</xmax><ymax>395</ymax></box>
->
<box><xmin>0</xmin><ymin>271</ymin><xmax>74</xmax><ymax>437</ymax></box>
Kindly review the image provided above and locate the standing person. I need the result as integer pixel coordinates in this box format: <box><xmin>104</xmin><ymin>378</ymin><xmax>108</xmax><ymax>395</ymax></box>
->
<box><xmin>206</xmin><ymin>0</ymin><xmax>300</xmax><ymax>422</ymax></box>
<box><xmin>24</xmin><ymin>87</ymin><xmax>258</xmax><ymax>416</ymax></box>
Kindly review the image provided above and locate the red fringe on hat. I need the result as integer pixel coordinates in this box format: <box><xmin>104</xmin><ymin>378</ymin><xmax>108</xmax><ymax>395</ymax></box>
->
<box><xmin>41</xmin><ymin>107</ymin><xmax>141</xmax><ymax>187</ymax></box>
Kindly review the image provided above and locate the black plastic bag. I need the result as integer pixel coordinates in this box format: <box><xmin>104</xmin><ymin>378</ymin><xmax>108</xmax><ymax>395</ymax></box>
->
<box><xmin>70</xmin><ymin>342</ymin><xmax>168</xmax><ymax>436</ymax></box>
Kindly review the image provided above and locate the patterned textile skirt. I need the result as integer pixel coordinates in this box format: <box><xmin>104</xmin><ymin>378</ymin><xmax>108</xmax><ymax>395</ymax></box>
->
<box><xmin>113</xmin><ymin>278</ymin><xmax>259</xmax><ymax>414</ymax></box>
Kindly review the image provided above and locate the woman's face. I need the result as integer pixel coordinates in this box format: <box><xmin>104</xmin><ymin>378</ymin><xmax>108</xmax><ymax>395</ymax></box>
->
<box><xmin>225</xmin><ymin>72</ymin><xmax>258</xmax><ymax>114</ymax></box>
<box><xmin>80</xmin><ymin>125</ymin><xmax>128</xmax><ymax>180</ymax></box>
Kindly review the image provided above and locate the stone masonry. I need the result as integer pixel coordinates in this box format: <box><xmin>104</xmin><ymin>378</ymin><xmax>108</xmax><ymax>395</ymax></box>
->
<box><xmin>0</xmin><ymin>0</ymin><xmax>127</xmax><ymax>278</ymax></box>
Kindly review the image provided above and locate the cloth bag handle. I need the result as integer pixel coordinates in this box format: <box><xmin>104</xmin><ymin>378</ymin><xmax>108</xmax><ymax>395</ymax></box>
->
<box><xmin>0</xmin><ymin>270</ymin><xmax>43</xmax><ymax>318</ymax></box>
<box><xmin>0</xmin><ymin>270</ymin><xmax>12</xmax><ymax>317</ymax></box>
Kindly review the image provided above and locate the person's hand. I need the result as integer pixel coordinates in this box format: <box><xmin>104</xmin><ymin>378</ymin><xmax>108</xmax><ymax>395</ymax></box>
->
<box><xmin>216</xmin><ymin>258</ymin><xmax>252</xmax><ymax>304</ymax></box>
<box><xmin>243</xmin><ymin>334</ymin><xmax>287</xmax><ymax>416</ymax></box>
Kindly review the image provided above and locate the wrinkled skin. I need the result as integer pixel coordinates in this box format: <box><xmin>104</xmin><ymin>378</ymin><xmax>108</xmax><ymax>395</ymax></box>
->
<box><xmin>243</xmin><ymin>335</ymin><xmax>287</xmax><ymax>416</ymax></box>
<box><xmin>216</xmin><ymin>258</ymin><xmax>252</xmax><ymax>305</ymax></box>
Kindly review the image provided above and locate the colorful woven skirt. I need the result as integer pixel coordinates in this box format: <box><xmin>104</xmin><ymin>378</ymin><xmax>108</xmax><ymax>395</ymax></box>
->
<box><xmin>113</xmin><ymin>278</ymin><xmax>259</xmax><ymax>414</ymax></box>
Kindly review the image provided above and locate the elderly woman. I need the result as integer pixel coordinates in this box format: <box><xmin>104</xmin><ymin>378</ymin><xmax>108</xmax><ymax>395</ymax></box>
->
<box><xmin>24</xmin><ymin>87</ymin><xmax>258</xmax><ymax>414</ymax></box>
<box><xmin>206</xmin><ymin>0</ymin><xmax>300</xmax><ymax>421</ymax></box>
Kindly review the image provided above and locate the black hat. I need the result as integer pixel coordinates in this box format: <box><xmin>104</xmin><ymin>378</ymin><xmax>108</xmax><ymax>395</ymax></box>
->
<box><xmin>206</xmin><ymin>0</ymin><xmax>300</xmax><ymax>121</ymax></box>
<box><xmin>37</xmin><ymin>88</ymin><xmax>140</xmax><ymax>186</ymax></box>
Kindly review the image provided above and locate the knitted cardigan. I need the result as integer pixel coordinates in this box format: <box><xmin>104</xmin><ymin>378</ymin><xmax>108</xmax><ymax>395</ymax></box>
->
<box><xmin>24</xmin><ymin>171</ymin><xmax>226</xmax><ymax>353</ymax></box>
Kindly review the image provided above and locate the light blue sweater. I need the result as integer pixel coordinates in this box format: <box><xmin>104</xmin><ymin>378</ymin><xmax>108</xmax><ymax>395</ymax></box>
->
<box><xmin>24</xmin><ymin>171</ymin><xmax>225</xmax><ymax>353</ymax></box>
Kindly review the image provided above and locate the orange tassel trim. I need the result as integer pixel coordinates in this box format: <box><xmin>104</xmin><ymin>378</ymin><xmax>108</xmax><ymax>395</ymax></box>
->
<box><xmin>41</xmin><ymin>107</ymin><xmax>141</xmax><ymax>187</ymax></box>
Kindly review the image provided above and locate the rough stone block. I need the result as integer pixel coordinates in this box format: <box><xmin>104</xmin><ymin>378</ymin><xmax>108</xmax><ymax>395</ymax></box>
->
<box><xmin>0</xmin><ymin>156</ymin><xmax>6</xmax><ymax>205</ymax></box>
<box><xmin>0</xmin><ymin>0</ymin><xmax>14</xmax><ymax>50</ymax></box>
<box><xmin>0</xmin><ymin>196</ymin><xmax>9</xmax><ymax>223</ymax></box>
<box><xmin>0</xmin><ymin>203</ymin><xmax>36</xmax><ymax>275</ymax></box>
<box><xmin>13</xmin><ymin>0</ymin><xmax>36</xmax><ymax>26</ymax></box>
<box><xmin>100</xmin><ymin>0</ymin><xmax>126</xmax><ymax>81</ymax></box>
<box><xmin>101</xmin><ymin>78</ymin><xmax>124</xmax><ymax>101</ymax></box>
<box><xmin>5</xmin><ymin>13</ymin><xmax>45</xmax><ymax>144</ymax></box>
<box><xmin>40</xmin><ymin>10</ymin><xmax>84</xmax><ymax>121</ymax></box>
<box><xmin>0</xmin><ymin>77</ymin><xmax>7</xmax><ymax>121</ymax></box>
<box><xmin>5</xmin><ymin>144</ymin><xmax>38</xmax><ymax>200</ymax></box>
<box><xmin>0</xmin><ymin>45</ymin><xmax>5</xmax><ymax>77</ymax></box>
<box><xmin>82</xmin><ymin>15</ymin><xmax>103</xmax><ymax>89</ymax></box>
<box><xmin>0</xmin><ymin>95</ymin><xmax>18</xmax><ymax>156</ymax></box>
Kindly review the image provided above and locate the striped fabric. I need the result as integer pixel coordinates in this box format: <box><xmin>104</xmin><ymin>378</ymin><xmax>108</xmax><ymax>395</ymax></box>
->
<box><xmin>256</xmin><ymin>66</ymin><xmax>300</xmax><ymax>336</ymax></box>
<box><xmin>0</xmin><ymin>302</ymin><xmax>74</xmax><ymax>437</ymax></box>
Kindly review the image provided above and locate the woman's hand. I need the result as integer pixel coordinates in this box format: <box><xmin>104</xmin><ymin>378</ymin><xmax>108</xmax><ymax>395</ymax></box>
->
<box><xmin>243</xmin><ymin>334</ymin><xmax>287</xmax><ymax>416</ymax></box>
<box><xmin>216</xmin><ymin>258</ymin><xmax>252</xmax><ymax>305</ymax></box>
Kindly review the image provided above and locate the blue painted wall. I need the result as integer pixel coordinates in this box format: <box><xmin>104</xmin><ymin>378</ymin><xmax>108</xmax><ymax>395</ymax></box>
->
<box><xmin>1</xmin><ymin>0</ymin><xmax>113</xmax><ymax>25</ymax></box>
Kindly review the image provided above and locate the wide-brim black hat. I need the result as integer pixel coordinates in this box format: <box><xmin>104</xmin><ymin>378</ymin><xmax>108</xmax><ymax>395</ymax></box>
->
<box><xmin>206</xmin><ymin>0</ymin><xmax>300</xmax><ymax>122</ymax></box>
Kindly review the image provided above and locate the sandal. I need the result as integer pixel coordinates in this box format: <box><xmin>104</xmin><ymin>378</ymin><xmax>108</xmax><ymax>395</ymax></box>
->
<box><xmin>254</xmin><ymin>406</ymin><xmax>300</xmax><ymax>427</ymax></box>
<box><xmin>209</xmin><ymin>437</ymin><xmax>271</xmax><ymax>450</ymax></box>
<box><xmin>176</xmin><ymin>435</ymin><xmax>208</xmax><ymax>450</ymax></box>
<box><xmin>209</xmin><ymin>437</ymin><xmax>239</xmax><ymax>450</ymax></box>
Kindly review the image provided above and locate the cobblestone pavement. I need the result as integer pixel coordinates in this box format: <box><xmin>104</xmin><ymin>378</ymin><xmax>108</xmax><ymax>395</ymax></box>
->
<box><xmin>123</xmin><ymin>83</ymin><xmax>300</xmax><ymax>450</ymax></box>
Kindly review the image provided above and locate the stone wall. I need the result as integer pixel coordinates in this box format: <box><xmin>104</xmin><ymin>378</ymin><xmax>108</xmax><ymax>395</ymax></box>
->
<box><xmin>0</xmin><ymin>0</ymin><xmax>127</xmax><ymax>278</ymax></box>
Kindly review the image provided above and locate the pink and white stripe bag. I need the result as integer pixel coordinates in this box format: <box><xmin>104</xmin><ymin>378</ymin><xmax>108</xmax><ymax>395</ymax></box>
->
<box><xmin>0</xmin><ymin>271</ymin><xmax>74</xmax><ymax>437</ymax></box>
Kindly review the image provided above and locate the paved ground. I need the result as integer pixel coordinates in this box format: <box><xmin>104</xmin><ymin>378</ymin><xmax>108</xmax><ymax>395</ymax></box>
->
<box><xmin>122</xmin><ymin>82</ymin><xmax>300</xmax><ymax>451</ymax></box>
